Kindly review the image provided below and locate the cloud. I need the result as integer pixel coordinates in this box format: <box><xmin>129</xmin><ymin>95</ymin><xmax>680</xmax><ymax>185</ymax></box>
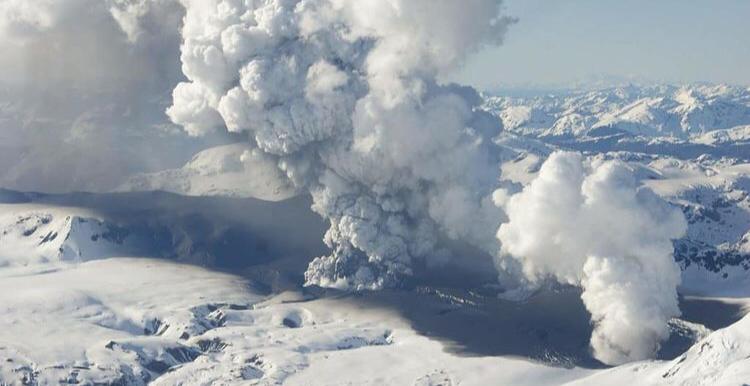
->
<box><xmin>0</xmin><ymin>0</ymin><xmax>228</xmax><ymax>193</ymax></box>
<box><xmin>496</xmin><ymin>151</ymin><xmax>687</xmax><ymax>364</ymax></box>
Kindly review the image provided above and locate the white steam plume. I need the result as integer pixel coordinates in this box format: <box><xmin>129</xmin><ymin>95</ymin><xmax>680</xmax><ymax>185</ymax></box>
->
<box><xmin>496</xmin><ymin>151</ymin><xmax>687</xmax><ymax>365</ymax></box>
<box><xmin>169</xmin><ymin>0</ymin><xmax>515</xmax><ymax>290</ymax></box>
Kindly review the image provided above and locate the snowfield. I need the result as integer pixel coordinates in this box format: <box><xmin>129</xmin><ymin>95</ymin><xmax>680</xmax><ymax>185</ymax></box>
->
<box><xmin>0</xmin><ymin>258</ymin><xmax>260</xmax><ymax>385</ymax></box>
<box><xmin>0</xmin><ymin>258</ymin><xmax>593</xmax><ymax>385</ymax></box>
<box><xmin>0</xmin><ymin>189</ymin><xmax>748</xmax><ymax>385</ymax></box>
<box><xmin>0</xmin><ymin>256</ymin><xmax>747</xmax><ymax>385</ymax></box>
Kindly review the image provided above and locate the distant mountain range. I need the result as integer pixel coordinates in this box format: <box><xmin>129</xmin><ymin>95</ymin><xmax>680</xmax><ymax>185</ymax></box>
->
<box><xmin>484</xmin><ymin>84</ymin><xmax>750</xmax><ymax>145</ymax></box>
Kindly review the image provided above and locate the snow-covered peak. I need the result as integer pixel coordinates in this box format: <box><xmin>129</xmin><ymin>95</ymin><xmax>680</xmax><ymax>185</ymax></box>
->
<box><xmin>660</xmin><ymin>312</ymin><xmax>750</xmax><ymax>385</ymax></box>
<box><xmin>0</xmin><ymin>204</ymin><xmax>146</xmax><ymax>268</ymax></box>
<box><xmin>119</xmin><ymin>144</ymin><xmax>299</xmax><ymax>202</ymax></box>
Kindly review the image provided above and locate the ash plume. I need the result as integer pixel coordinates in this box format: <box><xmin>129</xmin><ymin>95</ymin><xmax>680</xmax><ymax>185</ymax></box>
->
<box><xmin>169</xmin><ymin>0</ymin><xmax>516</xmax><ymax>290</ymax></box>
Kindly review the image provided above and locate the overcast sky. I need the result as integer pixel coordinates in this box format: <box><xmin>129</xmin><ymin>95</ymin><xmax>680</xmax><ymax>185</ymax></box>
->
<box><xmin>456</xmin><ymin>0</ymin><xmax>750</xmax><ymax>90</ymax></box>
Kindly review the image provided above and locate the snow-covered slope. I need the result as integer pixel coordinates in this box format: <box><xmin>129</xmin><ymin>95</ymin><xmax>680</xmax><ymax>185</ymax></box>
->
<box><xmin>658</xmin><ymin>311</ymin><xmax>750</xmax><ymax>386</ymax></box>
<box><xmin>692</xmin><ymin>125</ymin><xmax>750</xmax><ymax>145</ymax></box>
<box><xmin>119</xmin><ymin>144</ymin><xmax>299</xmax><ymax>202</ymax></box>
<box><xmin>0</xmin><ymin>189</ymin><xmax>328</xmax><ymax>273</ymax></box>
<box><xmin>0</xmin><ymin>255</ymin><xmax>746</xmax><ymax>385</ymax></box>
<box><xmin>0</xmin><ymin>257</ymin><xmax>601</xmax><ymax>386</ymax></box>
<box><xmin>568</xmin><ymin>302</ymin><xmax>750</xmax><ymax>386</ymax></box>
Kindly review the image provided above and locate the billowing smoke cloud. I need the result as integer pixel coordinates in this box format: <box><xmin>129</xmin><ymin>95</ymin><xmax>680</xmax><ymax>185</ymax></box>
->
<box><xmin>0</xmin><ymin>0</ymin><xmax>228</xmax><ymax>193</ymax></box>
<box><xmin>168</xmin><ymin>0</ymin><xmax>516</xmax><ymax>290</ymax></box>
<box><xmin>496</xmin><ymin>152</ymin><xmax>687</xmax><ymax>365</ymax></box>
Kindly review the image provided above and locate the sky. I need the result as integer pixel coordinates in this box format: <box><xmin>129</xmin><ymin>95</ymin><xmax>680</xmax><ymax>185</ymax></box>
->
<box><xmin>456</xmin><ymin>0</ymin><xmax>750</xmax><ymax>91</ymax></box>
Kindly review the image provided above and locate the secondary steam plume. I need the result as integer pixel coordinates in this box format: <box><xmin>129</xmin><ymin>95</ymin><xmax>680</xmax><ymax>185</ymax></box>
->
<box><xmin>496</xmin><ymin>152</ymin><xmax>687</xmax><ymax>365</ymax></box>
<box><xmin>169</xmin><ymin>0</ymin><xmax>515</xmax><ymax>290</ymax></box>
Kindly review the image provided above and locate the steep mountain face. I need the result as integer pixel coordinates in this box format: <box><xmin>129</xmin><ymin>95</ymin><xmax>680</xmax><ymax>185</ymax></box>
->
<box><xmin>484</xmin><ymin>84</ymin><xmax>750</xmax><ymax>143</ymax></box>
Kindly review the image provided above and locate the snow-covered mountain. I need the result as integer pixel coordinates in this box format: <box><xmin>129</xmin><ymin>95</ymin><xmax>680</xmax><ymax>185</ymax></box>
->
<box><xmin>0</xmin><ymin>204</ymin><xmax>142</xmax><ymax>266</ymax></box>
<box><xmin>484</xmin><ymin>84</ymin><xmax>750</xmax><ymax>144</ymax></box>
<box><xmin>118</xmin><ymin>144</ymin><xmax>299</xmax><ymax>202</ymax></box>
